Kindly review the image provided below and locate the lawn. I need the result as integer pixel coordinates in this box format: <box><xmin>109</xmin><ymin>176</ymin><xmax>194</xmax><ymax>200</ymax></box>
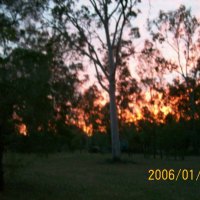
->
<box><xmin>0</xmin><ymin>152</ymin><xmax>199</xmax><ymax>200</ymax></box>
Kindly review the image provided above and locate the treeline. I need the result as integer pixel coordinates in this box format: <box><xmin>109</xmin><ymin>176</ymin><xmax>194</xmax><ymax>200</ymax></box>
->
<box><xmin>4</xmin><ymin>114</ymin><xmax>200</xmax><ymax>161</ymax></box>
<box><xmin>0</xmin><ymin>1</ymin><xmax>200</xmax><ymax>155</ymax></box>
<box><xmin>1</xmin><ymin>47</ymin><xmax>200</xmax><ymax>158</ymax></box>
<box><xmin>0</xmin><ymin>2</ymin><xmax>199</xmax><ymax>147</ymax></box>
<box><xmin>5</xmin><ymin>125</ymin><xmax>86</xmax><ymax>154</ymax></box>
<box><xmin>120</xmin><ymin>118</ymin><xmax>200</xmax><ymax>159</ymax></box>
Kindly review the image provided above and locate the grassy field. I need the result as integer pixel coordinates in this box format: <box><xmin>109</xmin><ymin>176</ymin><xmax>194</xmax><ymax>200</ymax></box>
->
<box><xmin>0</xmin><ymin>152</ymin><xmax>200</xmax><ymax>200</ymax></box>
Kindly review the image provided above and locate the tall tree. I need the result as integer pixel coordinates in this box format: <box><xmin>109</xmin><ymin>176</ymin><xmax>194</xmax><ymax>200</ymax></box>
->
<box><xmin>50</xmin><ymin>0</ymin><xmax>141</xmax><ymax>160</ymax></box>
<box><xmin>0</xmin><ymin>1</ymin><xmax>18</xmax><ymax>191</ymax></box>
<box><xmin>149</xmin><ymin>5</ymin><xmax>200</xmax><ymax>149</ymax></box>
<box><xmin>0</xmin><ymin>0</ymin><xmax>48</xmax><ymax>190</ymax></box>
<box><xmin>5</xmin><ymin>48</ymin><xmax>53</xmax><ymax>135</ymax></box>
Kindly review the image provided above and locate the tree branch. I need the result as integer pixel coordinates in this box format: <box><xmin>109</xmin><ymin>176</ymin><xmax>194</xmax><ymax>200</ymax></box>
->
<box><xmin>114</xmin><ymin>0</ymin><xmax>129</xmax><ymax>72</ymax></box>
<box><xmin>111</xmin><ymin>11</ymin><xmax>123</xmax><ymax>48</ymax></box>
<box><xmin>94</xmin><ymin>62</ymin><xmax>109</xmax><ymax>92</ymax></box>
<box><xmin>87</xmin><ymin>40</ymin><xmax>109</xmax><ymax>79</ymax></box>
<box><xmin>176</xmin><ymin>37</ymin><xmax>186</xmax><ymax>80</ymax></box>
<box><xmin>108</xmin><ymin>1</ymin><xmax>121</xmax><ymax>20</ymax></box>
<box><xmin>89</xmin><ymin>0</ymin><xmax>105</xmax><ymax>24</ymax></box>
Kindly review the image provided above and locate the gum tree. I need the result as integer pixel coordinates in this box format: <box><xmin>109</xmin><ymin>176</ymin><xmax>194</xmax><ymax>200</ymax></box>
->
<box><xmin>149</xmin><ymin>5</ymin><xmax>200</xmax><ymax>150</ymax></box>
<box><xmin>50</xmin><ymin>0</ymin><xmax>141</xmax><ymax>160</ymax></box>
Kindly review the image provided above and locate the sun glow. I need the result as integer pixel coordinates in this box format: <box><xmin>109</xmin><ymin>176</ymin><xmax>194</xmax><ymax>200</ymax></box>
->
<box><xmin>15</xmin><ymin>88</ymin><xmax>197</xmax><ymax>137</ymax></box>
<box><xmin>76</xmin><ymin>88</ymin><xmax>179</xmax><ymax>135</ymax></box>
<box><xmin>17</xmin><ymin>124</ymin><xmax>27</xmax><ymax>136</ymax></box>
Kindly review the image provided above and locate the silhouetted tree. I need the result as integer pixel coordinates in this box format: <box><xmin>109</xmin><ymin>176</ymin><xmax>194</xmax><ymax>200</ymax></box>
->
<box><xmin>116</xmin><ymin>66</ymin><xmax>140</xmax><ymax>129</ymax></box>
<box><xmin>78</xmin><ymin>85</ymin><xmax>104</xmax><ymax>134</ymax></box>
<box><xmin>0</xmin><ymin>0</ymin><xmax>49</xmax><ymax>190</ymax></box>
<box><xmin>49</xmin><ymin>0</ymin><xmax>141</xmax><ymax>160</ymax></box>
<box><xmin>5</xmin><ymin>48</ymin><xmax>53</xmax><ymax>135</ymax></box>
<box><xmin>149</xmin><ymin>5</ymin><xmax>200</xmax><ymax>150</ymax></box>
<box><xmin>0</xmin><ymin>3</ymin><xmax>17</xmax><ymax>191</ymax></box>
<box><xmin>48</xmin><ymin>41</ymin><xmax>83</xmax><ymax>136</ymax></box>
<box><xmin>136</xmin><ymin>39</ymin><xmax>173</xmax><ymax>123</ymax></box>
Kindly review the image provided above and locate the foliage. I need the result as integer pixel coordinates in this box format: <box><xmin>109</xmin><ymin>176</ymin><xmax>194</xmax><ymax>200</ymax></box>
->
<box><xmin>49</xmin><ymin>0</ymin><xmax>142</xmax><ymax>160</ymax></box>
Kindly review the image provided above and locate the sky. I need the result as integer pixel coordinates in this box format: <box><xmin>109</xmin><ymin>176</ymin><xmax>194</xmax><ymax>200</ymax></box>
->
<box><xmin>134</xmin><ymin>0</ymin><xmax>200</xmax><ymax>40</ymax></box>
<box><xmin>131</xmin><ymin>0</ymin><xmax>200</xmax><ymax>80</ymax></box>
<box><xmin>79</xmin><ymin>0</ymin><xmax>200</xmax><ymax>98</ymax></box>
<box><xmin>1</xmin><ymin>0</ymin><xmax>199</xmax><ymax>91</ymax></box>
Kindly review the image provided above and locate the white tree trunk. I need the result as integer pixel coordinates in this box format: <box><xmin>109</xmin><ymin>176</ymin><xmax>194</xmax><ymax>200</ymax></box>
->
<box><xmin>109</xmin><ymin>78</ymin><xmax>121</xmax><ymax>160</ymax></box>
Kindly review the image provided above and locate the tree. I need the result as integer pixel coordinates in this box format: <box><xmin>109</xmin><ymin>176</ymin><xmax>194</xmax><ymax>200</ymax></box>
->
<box><xmin>136</xmin><ymin>39</ymin><xmax>172</xmax><ymax>123</ymax></box>
<box><xmin>78</xmin><ymin>85</ymin><xmax>104</xmax><ymax>134</ymax></box>
<box><xmin>116</xmin><ymin>65</ymin><xmax>140</xmax><ymax>128</ymax></box>
<box><xmin>50</xmin><ymin>0</ymin><xmax>141</xmax><ymax>160</ymax></box>
<box><xmin>47</xmin><ymin>39</ymin><xmax>83</xmax><ymax>136</ymax></box>
<box><xmin>149</xmin><ymin>5</ymin><xmax>200</xmax><ymax>150</ymax></box>
<box><xmin>0</xmin><ymin>1</ymin><xmax>19</xmax><ymax>191</ymax></box>
<box><xmin>0</xmin><ymin>0</ymin><xmax>49</xmax><ymax>190</ymax></box>
<box><xmin>5</xmin><ymin>48</ymin><xmax>53</xmax><ymax>135</ymax></box>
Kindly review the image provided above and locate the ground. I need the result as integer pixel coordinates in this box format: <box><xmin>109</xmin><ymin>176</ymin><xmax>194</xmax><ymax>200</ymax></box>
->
<box><xmin>0</xmin><ymin>152</ymin><xmax>199</xmax><ymax>200</ymax></box>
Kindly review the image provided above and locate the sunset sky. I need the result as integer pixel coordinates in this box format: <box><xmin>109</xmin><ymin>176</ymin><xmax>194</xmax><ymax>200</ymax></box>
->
<box><xmin>81</xmin><ymin>0</ymin><xmax>200</xmax><ymax>91</ymax></box>
<box><xmin>134</xmin><ymin>0</ymin><xmax>200</xmax><ymax>45</ymax></box>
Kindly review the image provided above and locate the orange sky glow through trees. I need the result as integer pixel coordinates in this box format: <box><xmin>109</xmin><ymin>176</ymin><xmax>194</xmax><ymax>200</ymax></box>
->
<box><xmin>17</xmin><ymin>0</ymin><xmax>200</xmax><ymax>137</ymax></box>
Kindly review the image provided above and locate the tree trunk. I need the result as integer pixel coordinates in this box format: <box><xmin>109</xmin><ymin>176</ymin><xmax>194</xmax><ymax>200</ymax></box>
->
<box><xmin>0</xmin><ymin>129</ymin><xmax>4</xmax><ymax>192</ymax></box>
<box><xmin>189</xmin><ymin>89</ymin><xmax>197</xmax><ymax>153</ymax></box>
<box><xmin>109</xmin><ymin>79</ymin><xmax>121</xmax><ymax>161</ymax></box>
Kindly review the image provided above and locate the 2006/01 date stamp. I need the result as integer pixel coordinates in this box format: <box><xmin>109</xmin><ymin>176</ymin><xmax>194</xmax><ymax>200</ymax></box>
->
<box><xmin>148</xmin><ymin>169</ymin><xmax>200</xmax><ymax>181</ymax></box>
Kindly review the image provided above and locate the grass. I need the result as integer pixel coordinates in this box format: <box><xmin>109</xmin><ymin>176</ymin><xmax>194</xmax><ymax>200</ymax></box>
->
<box><xmin>0</xmin><ymin>152</ymin><xmax>200</xmax><ymax>200</ymax></box>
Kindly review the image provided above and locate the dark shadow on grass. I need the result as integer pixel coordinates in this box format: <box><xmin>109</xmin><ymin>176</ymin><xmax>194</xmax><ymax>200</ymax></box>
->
<box><xmin>98</xmin><ymin>158</ymin><xmax>138</xmax><ymax>165</ymax></box>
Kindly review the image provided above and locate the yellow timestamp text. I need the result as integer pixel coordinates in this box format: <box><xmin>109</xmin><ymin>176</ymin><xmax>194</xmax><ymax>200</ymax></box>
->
<box><xmin>148</xmin><ymin>169</ymin><xmax>200</xmax><ymax>181</ymax></box>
